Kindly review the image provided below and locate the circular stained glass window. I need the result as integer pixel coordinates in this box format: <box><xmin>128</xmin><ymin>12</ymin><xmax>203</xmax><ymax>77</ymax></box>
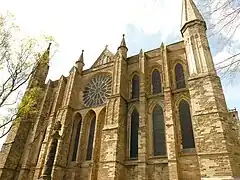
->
<box><xmin>83</xmin><ymin>75</ymin><xmax>112</xmax><ymax>107</ymax></box>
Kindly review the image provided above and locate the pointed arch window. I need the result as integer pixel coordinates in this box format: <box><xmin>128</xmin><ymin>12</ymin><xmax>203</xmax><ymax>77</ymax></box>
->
<box><xmin>132</xmin><ymin>74</ymin><xmax>140</xmax><ymax>99</ymax></box>
<box><xmin>70</xmin><ymin>114</ymin><xmax>82</xmax><ymax>162</ymax></box>
<box><xmin>175</xmin><ymin>63</ymin><xmax>186</xmax><ymax>89</ymax></box>
<box><xmin>130</xmin><ymin>109</ymin><xmax>139</xmax><ymax>158</ymax></box>
<box><xmin>86</xmin><ymin>116</ymin><xmax>96</xmax><ymax>160</ymax></box>
<box><xmin>152</xmin><ymin>105</ymin><xmax>166</xmax><ymax>156</ymax></box>
<box><xmin>179</xmin><ymin>100</ymin><xmax>195</xmax><ymax>149</ymax></box>
<box><xmin>152</xmin><ymin>69</ymin><xmax>162</xmax><ymax>94</ymax></box>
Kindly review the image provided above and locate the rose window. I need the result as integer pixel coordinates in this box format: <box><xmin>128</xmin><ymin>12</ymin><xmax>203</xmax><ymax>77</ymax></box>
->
<box><xmin>83</xmin><ymin>75</ymin><xmax>112</xmax><ymax>107</ymax></box>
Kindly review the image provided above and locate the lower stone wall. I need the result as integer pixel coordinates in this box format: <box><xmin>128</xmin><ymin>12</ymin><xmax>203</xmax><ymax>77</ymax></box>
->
<box><xmin>178</xmin><ymin>154</ymin><xmax>201</xmax><ymax>180</ymax></box>
<box><xmin>148</xmin><ymin>163</ymin><xmax>169</xmax><ymax>180</ymax></box>
<box><xmin>64</xmin><ymin>165</ymin><xmax>91</xmax><ymax>180</ymax></box>
<box><xmin>125</xmin><ymin>165</ymin><xmax>138</xmax><ymax>180</ymax></box>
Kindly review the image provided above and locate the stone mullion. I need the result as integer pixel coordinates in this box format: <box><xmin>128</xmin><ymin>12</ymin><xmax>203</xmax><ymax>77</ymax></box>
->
<box><xmin>164</xmin><ymin>89</ymin><xmax>180</xmax><ymax>180</ymax></box>
<box><xmin>138</xmin><ymin>95</ymin><xmax>148</xmax><ymax>180</ymax></box>
<box><xmin>137</xmin><ymin>48</ymin><xmax>148</xmax><ymax>180</ymax></box>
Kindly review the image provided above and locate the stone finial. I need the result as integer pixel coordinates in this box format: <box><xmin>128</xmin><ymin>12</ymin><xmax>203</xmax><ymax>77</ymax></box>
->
<box><xmin>118</xmin><ymin>34</ymin><xmax>128</xmax><ymax>50</ymax></box>
<box><xmin>139</xmin><ymin>49</ymin><xmax>144</xmax><ymax>58</ymax></box>
<box><xmin>77</xmin><ymin>49</ymin><xmax>84</xmax><ymax>63</ymax></box>
<box><xmin>181</xmin><ymin>0</ymin><xmax>205</xmax><ymax>30</ymax></box>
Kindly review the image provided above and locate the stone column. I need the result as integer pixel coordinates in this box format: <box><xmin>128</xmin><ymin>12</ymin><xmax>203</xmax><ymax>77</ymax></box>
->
<box><xmin>164</xmin><ymin>89</ymin><xmax>180</xmax><ymax>180</ymax></box>
<box><xmin>97</xmin><ymin>96</ymin><xmax>127</xmax><ymax>180</ymax></box>
<box><xmin>39</xmin><ymin>121</ymin><xmax>61</xmax><ymax>180</ymax></box>
<box><xmin>138</xmin><ymin>49</ymin><xmax>148</xmax><ymax>180</ymax></box>
<box><xmin>162</xmin><ymin>43</ymin><xmax>180</xmax><ymax>179</ymax></box>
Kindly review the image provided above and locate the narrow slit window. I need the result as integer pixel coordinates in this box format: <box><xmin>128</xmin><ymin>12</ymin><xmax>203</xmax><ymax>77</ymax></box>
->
<box><xmin>179</xmin><ymin>100</ymin><xmax>195</xmax><ymax>149</ymax></box>
<box><xmin>86</xmin><ymin>116</ymin><xmax>96</xmax><ymax>160</ymax></box>
<box><xmin>72</xmin><ymin>119</ymin><xmax>82</xmax><ymax>161</ymax></box>
<box><xmin>152</xmin><ymin>105</ymin><xmax>166</xmax><ymax>155</ymax></box>
<box><xmin>175</xmin><ymin>63</ymin><xmax>186</xmax><ymax>89</ymax></box>
<box><xmin>132</xmin><ymin>75</ymin><xmax>140</xmax><ymax>99</ymax></box>
<box><xmin>152</xmin><ymin>69</ymin><xmax>162</xmax><ymax>94</ymax></box>
<box><xmin>130</xmin><ymin>109</ymin><xmax>139</xmax><ymax>158</ymax></box>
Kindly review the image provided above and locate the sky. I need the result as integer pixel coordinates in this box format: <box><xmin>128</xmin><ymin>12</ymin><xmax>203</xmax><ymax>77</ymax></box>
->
<box><xmin>0</xmin><ymin>0</ymin><xmax>239</xmax><ymax>112</ymax></box>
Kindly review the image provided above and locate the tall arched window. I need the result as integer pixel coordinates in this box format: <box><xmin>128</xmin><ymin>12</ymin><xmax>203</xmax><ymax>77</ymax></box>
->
<box><xmin>175</xmin><ymin>63</ymin><xmax>186</xmax><ymax>89</ymax></box>
<box><xmin>179</xmin><ymin>100</ymin><xmax>195</xmax><ymax>149</ymax></box>
<box><xmin>130</xmin><ymin>109</ymin><xmax>139</xmax><ymax>158</ymax></box>
<box><xmin>71</xmin><ymin>117</ymin><xmax>82</xmax><ymax>161</ymax></box>
<box><xmin>152</xmin><ymin>69</ymin><xmax>162</xmax><ymax>94</ymax></box>
<box><xmin>152</xmin><ymin>105</ymin><xmax>166</xmax><ymax>156</ymax></box>
<box><xmin>86</xmin><ymin>116</ymin><xmax>96</xmax><ymax>160</ymax></box>
<box><xmin>132</xmin><ymin>74</ymin><xmax>139</xmax><ymax>99</ymax></box>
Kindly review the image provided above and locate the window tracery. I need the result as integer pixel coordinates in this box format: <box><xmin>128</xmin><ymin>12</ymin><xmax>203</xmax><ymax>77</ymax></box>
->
<box><xmin>83</xmin><ymin>75</ymin><xmax>112</xmax><ymax>107</ymax></box>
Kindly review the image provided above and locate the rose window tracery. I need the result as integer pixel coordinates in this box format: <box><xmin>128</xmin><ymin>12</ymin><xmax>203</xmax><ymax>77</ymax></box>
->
<box><xmin>83</xmin><ymin>75</ymin><xmax>112</xmax><ymax>107</ymax></box>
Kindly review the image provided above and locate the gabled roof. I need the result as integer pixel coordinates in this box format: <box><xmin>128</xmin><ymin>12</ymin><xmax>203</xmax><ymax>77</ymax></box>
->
<box><xmin>91</xmin><ymin>46</ymin><xmax>114</xmax><ymax>68</ymax></box>
<box><xmin>181</xmin><ymin>0</ymin><xmax>205</xmax><ymax>29</ymax></box>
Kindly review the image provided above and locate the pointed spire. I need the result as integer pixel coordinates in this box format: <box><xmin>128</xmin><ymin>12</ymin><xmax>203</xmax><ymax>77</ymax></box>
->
<box><xmin>77</xmin><ymin>50</ymin><xmax>84</xmax><ymax>63</ymax></box>
<box><xmin>139</xmin><ymin>48</ymin><xmax>145</xmax><ymax>60</ymax></box>
<box><xmin>160</xmin><ymin>42</ymin><xmax>164</xmax><ymax>50</ymax></box>
<box><xmin>42</xmin><ymin>42</ymin><xmax>51</xmax><ymax>60</ymax></box>
<box><xmin>181</xmin><ymin>0</ymin><xmax>205</xmax><ymax>30</ymax></box>
<box><xmin>118</xmin><ymin>34</ymin><xmax>128</xmax><ymax>50</ymax></box>
<box><xmin>75</xmin><ymin>50</ymin><xmax>85</xmax><ymax>73</ymax></box>
<box><xmin>47</xmin><ymin>42</ymin><xmax>52</xmax><ymax>51</ymax></box>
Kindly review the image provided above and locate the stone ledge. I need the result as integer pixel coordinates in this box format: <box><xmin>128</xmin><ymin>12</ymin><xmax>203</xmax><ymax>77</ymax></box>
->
<box><xmin>102</xmin><ymin>124</ymin><xmax>118</xmax><ymax>131</ymax></box>
<box><xmin>198</xmin><ymin>151</ymin><xmax>229</xmax><ymax>156</ymax></box>
<box><xmin>201</xmin><ymin>176</ymin><xmax>235</xmax><ymax>180</ymax></box>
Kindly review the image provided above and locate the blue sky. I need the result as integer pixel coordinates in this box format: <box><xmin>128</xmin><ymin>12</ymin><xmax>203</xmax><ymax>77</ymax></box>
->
<box><xmin>0</xmin><ymin>0</ymin><xmax>239</xmax><ymax>111</ymax></box>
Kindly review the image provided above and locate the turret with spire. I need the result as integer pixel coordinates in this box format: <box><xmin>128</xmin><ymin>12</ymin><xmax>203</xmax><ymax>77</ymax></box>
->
<box><xmin>181</xmin><ymin>0</ymin><xmax>240</xmax><ymax>178</ymax></box>
<box><xmin>117</xmin><ymin>34</ymin><xmax>128</xmax><ymax>59</ymax></box>
<box><xmin>75</xmin><ymin>49</ymin><xmax>85</xmax><ymax>74</ymax></box>
<box><xmin>181</xmin><ymin>0</ymin><xmax>215</xmax><ymax>75</ymax></box>
<box><xmin>28</xmin><ymin>42</ymin><xmax>52</xmax><ymax>89</ymax></box>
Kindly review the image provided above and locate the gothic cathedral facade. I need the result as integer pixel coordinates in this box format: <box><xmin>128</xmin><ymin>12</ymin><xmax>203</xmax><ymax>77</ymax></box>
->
<box><xmin>0</xmin><ymin>0</ymin><xmax>240</xmax><ymax>179</ymax></box>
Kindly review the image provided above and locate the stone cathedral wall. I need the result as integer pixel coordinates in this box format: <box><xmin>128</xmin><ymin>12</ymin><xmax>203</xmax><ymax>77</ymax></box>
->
<box><xmin>1</xmin><ymin>36</ymin><xmax>240</xmax><ymax>180</ymax></box>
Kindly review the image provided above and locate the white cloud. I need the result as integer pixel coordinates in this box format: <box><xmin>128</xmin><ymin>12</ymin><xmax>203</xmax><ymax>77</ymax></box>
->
<box><xmin>0</xmin><ymin>0</ymin><xmax>182</xmax><ymax>80</ymax></box>
<box><xmin>0</xmin><ymin>0</ymin><xmax>239</xmax><ymax>120</ymax></box>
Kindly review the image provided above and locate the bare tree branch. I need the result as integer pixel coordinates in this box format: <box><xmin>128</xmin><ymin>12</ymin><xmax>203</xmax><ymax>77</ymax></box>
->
<box><xmin>0</xmin><ymin>13</ymin><xmax>58</xmax><ymax>138</ymax></box>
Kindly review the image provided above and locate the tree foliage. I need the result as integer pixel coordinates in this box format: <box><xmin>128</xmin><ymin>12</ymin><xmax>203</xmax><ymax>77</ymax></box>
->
<box><xmin>0</xmin><ymin>13</ymin><xmax>57</xmax><ymax>138</ymax></box>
